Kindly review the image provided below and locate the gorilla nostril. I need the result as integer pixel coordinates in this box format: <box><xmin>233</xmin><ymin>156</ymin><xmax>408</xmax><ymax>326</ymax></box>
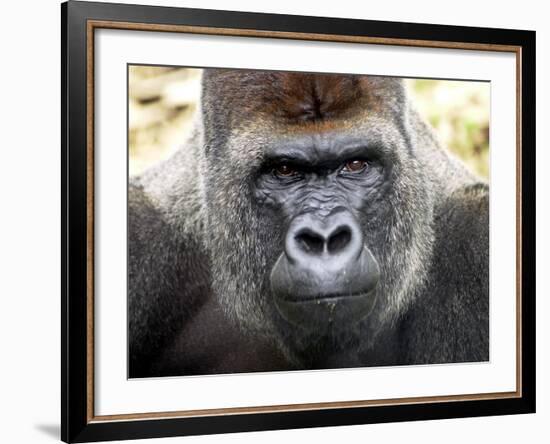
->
<box><xmin>327</xmin><ymin>227</ymin><xmax>352</xmax><ymax>254</ymax></box>
<box><xmin>295</xmin><ymin>230</ymin><xmax>325</xmax><ymax>255</ymax></box>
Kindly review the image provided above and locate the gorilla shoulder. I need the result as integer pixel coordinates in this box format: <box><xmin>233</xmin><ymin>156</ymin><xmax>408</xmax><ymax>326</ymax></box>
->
<box><xmin>400</xmin><ymin>182</ymin><xmax>489</xmax><ymax>365</ymax></box>
<box><xmin>128</xmin><ymin>165</ymin><xmax>211</xmax><ymax>377</ymax></box>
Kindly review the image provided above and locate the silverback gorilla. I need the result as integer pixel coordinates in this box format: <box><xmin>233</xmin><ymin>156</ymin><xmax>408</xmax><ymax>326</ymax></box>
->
<box><xmin>128</xmin><ymin>70</ymin><xmax>489</xmax><ymax>378</ymax></box>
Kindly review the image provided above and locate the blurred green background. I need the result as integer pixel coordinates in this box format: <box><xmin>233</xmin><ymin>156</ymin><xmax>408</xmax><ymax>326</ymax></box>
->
<box><xmin>406</xmin><ymin>78</ymin><xmax>489</xmax><ymax>178</ymax></box>
<box><xmin>129</xmin><ymin>66</ymin><xmax>489</xmax><ymax>178</ymax></box>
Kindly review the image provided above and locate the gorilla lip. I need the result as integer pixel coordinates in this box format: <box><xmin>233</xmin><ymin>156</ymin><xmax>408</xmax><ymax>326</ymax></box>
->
<box><xmin>273</xmin><ymin>289</ymin><xmax>378</xmax><ymax>330</ymax></box>
<box><xmin>275</xmin><ymin>290</ymin><xmax>373</xmax><ymax>304</ymax></box>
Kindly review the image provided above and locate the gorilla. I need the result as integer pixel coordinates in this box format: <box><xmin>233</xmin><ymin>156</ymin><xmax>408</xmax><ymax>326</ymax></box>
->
<box><xmin>128</xmin><ymin>70</ymin><xmax>489</xmax><ymax>378</ymax></box>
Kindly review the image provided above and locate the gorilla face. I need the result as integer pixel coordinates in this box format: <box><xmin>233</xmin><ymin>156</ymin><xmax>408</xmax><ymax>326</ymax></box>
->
<box><xmin>200</xmin><ymin>70</ymin><xmax>434</xmax><ymax>359</ymax></box>
<box><xmin>255</xmin><ymin>133</ymin><xmax>386</xmax><ymax>330</ymax></box>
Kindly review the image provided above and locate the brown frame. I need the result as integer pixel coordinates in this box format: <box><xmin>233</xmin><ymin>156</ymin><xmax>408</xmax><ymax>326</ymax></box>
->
<box><xmin>86</xmin><ymin>19</ymin><xmax>523</xmax><ymax>423</ymax></box>
<box><xmin>62</xmin><ymin>1</ymin><xmax>536</xmax><ymax>442</ymax></box>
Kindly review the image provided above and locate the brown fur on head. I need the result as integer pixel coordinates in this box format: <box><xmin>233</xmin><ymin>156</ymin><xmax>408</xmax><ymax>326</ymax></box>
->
<box><xmin>200</xmin><ymin>70</ymin><xmax>395</xmax><ymax>142</ymax></box>
<box><xmin>257</xmin><ymin>72</ymin><xmax>368</xmax><ymax>122</ymax></box>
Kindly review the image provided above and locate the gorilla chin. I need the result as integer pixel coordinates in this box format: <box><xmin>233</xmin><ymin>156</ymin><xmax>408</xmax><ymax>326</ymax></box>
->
<box><xmin>270</xmin><ymin>245</ymin><xmax>380</xmax><ymax>331</ymax></box>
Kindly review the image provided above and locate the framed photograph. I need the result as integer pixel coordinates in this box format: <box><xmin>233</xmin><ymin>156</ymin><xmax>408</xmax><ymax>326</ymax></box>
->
<box><xmin>61</xmin><ymin>1</ymin><xmax>536</xmax><ymax>442</ymax></box>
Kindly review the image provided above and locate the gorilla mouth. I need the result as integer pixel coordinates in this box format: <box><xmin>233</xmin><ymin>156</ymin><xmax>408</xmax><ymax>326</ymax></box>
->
<box><xmin>273</xmin><ymin>289</ymin><xmax>378</xmax><ymax>331</ymax></box>
<box><xmin>277</xmin><ymin>291</ymin><xmax>372</xmax><ymax>303</ymax></box>
<box><xmin>270</xmin><ymin>245</ymin><xmax>380</xmax><ymax>331</ymax></box>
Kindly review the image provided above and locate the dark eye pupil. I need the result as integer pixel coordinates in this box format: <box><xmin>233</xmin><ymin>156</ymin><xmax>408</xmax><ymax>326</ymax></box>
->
<box><xmin>275</xmin><ymin>164</ymin><xmax>295</xmax><ymax>176</ymax></box>
<box><xmin>346</xmin><ymin>160</ymin><xmax>367</xmax><ymax>172</ymax></box>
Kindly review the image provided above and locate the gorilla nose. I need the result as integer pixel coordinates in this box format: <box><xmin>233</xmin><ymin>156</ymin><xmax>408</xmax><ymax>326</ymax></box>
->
<box><xmin>286</xmin><ymin>211</ymin><xmax>363</xmax><ymax>265</ymax></box>
<box><xmin>271</xmin><ymin>210</ymin><xmax>379</xmax><ymax>329</ymax></box>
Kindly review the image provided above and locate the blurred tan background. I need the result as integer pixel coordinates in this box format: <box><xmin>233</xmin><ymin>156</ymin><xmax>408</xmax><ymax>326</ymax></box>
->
<box><xmin>129</xmin><ymin>66</ymin><xmax>489</xmax><ymax>178</ymax></box>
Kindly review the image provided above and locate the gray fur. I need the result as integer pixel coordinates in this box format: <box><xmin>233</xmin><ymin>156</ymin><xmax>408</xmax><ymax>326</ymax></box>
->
<box><xmin>128</xmin><ymin>70</ymin><xmax>488</xmax><ymax>377</ymax></box>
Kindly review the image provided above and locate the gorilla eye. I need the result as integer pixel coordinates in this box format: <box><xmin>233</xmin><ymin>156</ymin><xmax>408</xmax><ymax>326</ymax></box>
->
<box><xmin>342</xmin><ymin>160</ymin><xmax>368</xmax><ymax>174</ymax></box>
<box><xmin>273</xmin><ymin>164</ymin><xmax>298</xmax><ymax>178</ymax></box>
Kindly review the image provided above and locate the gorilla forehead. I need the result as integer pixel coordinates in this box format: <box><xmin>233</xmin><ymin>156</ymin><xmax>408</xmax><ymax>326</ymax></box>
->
<box><xmin>201</xmin><ymin>69</ymin><xmax>406</xmax><ymax>130</ymax></box>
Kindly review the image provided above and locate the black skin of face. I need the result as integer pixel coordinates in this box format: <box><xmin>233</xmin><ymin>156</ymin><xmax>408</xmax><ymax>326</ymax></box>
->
<box><xmin>253</xmin><ymin>132</ymin><xmax>388</xmax><ymax>332</ymax></box>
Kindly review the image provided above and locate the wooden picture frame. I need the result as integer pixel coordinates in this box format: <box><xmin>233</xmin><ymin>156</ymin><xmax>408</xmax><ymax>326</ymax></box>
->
<box><xmin>61</xmin><ymin>1</ymin><xmax>536</xmax><ymax>442</ymax></box>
